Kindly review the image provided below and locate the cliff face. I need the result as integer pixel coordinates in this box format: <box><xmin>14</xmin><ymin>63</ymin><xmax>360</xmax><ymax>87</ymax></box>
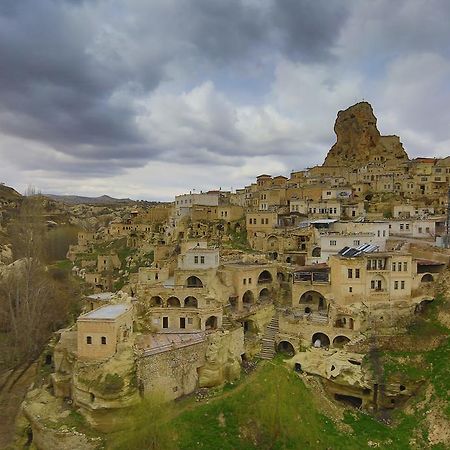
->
<box><xmin>323</xmin><ymin>102</ymin><xmax>409</xmax><ymax>167</ymax></box>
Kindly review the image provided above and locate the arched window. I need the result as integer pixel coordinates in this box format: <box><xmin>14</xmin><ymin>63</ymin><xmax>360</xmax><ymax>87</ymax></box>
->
<box><xmin>258</xmin><ymin>270</ymin><xmax>273</xmax><ymax>284</ymax></box>
<box><xmin>186</xmin><ymin>276</ymin><xmax>203</xmax><ymax>288</ymax></box>
<box><xmin>167</xmin><ymin>297</ymin><xmax>181</xmax><ymax>307</ymax></box>
<box><xmin>184</xmin><ymin>296</ymin><xmax>198</xmax><ymax>308</ymax></box>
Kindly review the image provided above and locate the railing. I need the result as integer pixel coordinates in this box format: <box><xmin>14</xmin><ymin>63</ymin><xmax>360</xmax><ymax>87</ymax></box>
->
<box><xmin>140</xmin><ymin>335</ymin><xmax>205</xmax><ymax>357</ymax></box>
<box><xmin>293</xmin><ymin>272</ymin><xmax>329</xmax><ymax>283</ymax></box>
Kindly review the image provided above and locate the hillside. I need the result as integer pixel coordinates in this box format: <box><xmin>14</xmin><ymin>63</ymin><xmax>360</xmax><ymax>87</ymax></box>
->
<box><xmin>0</xmin><ymin>184</ymin><xmax>22</xmax><ymax>202</ymax></box>
<box><xmin>44</xmin><ymin>193</ymin><xmax>135</xmax><ymax>206</ymax></box>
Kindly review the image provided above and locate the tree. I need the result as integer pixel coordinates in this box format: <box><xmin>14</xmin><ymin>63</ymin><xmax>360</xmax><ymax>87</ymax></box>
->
<box><xmin>0</xmin><ymin>193</ymin><xmax>79</xmax><ymax>369</ymax></box>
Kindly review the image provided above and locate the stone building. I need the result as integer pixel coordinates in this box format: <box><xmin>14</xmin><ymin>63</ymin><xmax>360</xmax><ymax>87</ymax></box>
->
<box><xmin>77</xmin><ymin>304</ymin><xmax>133</xmax><ymax>360</ymax></box>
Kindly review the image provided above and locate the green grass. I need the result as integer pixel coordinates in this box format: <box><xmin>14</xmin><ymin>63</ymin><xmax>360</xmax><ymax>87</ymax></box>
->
<box><xmin>170</xmin><ymin>361</ymin><xmax>429</xmax><ymax>450</ymax></box>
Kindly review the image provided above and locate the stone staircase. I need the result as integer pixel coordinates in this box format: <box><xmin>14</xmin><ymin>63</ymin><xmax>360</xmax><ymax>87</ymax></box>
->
<box><xmin>221</xmin><ymin>315</ymin><xmax>235</xmax><ymax>330</ymax></box>
<box><xmin>258</xmin><ymin>315</ymin><xmax>279</xmax><ymax>360</ymax></box>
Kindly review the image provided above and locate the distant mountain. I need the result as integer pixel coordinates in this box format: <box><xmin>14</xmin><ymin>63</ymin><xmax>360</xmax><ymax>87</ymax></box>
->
<box><xmin>44</xmin><ymin>193</ymin><xmax>136</xmax><ymax>205</ymax></box>
<box><xmin>0</xmin><ymin>183</ymin><xmax>22</xmax><ymax>202</ymax></box>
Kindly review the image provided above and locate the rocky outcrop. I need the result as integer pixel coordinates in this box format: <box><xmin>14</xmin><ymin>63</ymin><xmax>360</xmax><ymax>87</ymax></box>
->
<box><xmin>323</xmin><ymin>102</ymin><xmax>409</xmax><ymax>167</ymax></box>
<box><xmin>198</xmin><ymin>330</ymin><xmax>243</xmax><ymax>388</ymax></box>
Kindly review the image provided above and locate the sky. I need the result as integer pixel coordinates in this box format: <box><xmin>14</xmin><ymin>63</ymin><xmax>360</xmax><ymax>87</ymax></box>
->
<box><xmin>0</xmin><ymin>0</ymin><xmax>449</xmax><ymax>201</ymax></box>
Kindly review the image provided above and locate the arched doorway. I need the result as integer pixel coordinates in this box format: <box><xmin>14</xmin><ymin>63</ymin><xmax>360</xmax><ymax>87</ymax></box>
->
<box><xmin>277</xmin><ymin>341</ymin><xmax>295</xmax><ymax>356</ymax></box>
<box><xmin>243</xmin><ymin>290</ymin><xmax>254</xmax><ymax>306</ymax></box>
<box><xmin>259</xmin><ymin>288</ymin><xmax>270</xmax><ymax>302</ymax></box>
<box><xmin>186</xmin><ymin>276</ymin><xmax>203</xmax><ymax>288</ymax></box>
<box><xmin>243</xmin><ymin>319</ymin><xmax>257</xmax><ymax>335</ymax></box>
<box><xmin>205</xmin><ymin>316</ymin><xmax>218</xmax><ymax>330</ymax></box>
<box><xmin>370</xmin><ymin>274</ymin><xmax>386</xmax><ymax>292</ymax></box>
<box><xmin>167</xmin><ymin>297</ymin><xmax>181</xmax><ymax>307</ymax></box>
<box><xmin>299</xmin><ymin>291</ymin><xmax>327</xmax><ymax>312</ymax></box>
<box><xmin>414</xmin><ymin>298</ymin><xmax>434</xmax><ymax>314</ymax></box>
<box><xmin>333</xmin><ymin>335</ymin><xmax>351</xmax><ymax>348</ymax></box>
<box><xmin>258</xmin><ymin>270</ymin><xmax>273</xmax><ymax>284</ymax></box>
<box><xmin>421</xmin><ymin>273</ymin><xmax>433</xmax><ymax>283</ymax></box>
<box><xmin>267</xmin><ymin>236</ymin><xmax>279</xmax><ymax>252</ymax></box>
<box><xmin>312</xmin><ymin>332</ymin><xmax>330</xmax><ymax>348</ymax></box>
<box><xmin>184</xmin><ymin>296</ymin><xmax>198</xmax><ymax>308</ymax></box>
<box><xmin>149</xmin><ymin>296</ymin><xmax>162</xmax><ymax>307</ymax></box>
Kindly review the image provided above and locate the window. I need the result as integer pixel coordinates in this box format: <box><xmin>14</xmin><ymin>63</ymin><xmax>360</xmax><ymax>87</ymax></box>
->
<box><xmin>349</xmin><ymin>287</ymin><xmax>353</xmax><ymax>292</ymax></box>
<box><xmin>355</xmin><ymin>269</ymin><xmax>360</xmax><ymax>279</ymax></box>
<box><xmin>394</xmin><ymin>281</ymin><xmax>399</xmax><ymax>290</ymax></box>
<box><xmin>418</xmin><ymin>227</ymin><xmax>423</xmax><ymax>233</ymax></box>
<box><xmin>348</xmin><ymin>269</ymin><xmax>353</xmax><ymax>278</ymax></box>
<box><xmin>248</xmin><ymin>278</ymin><xmax>252</xmax><ymax>284</ymax></box>
<box><xmin>330</xmin><ymin>240</ymin><xmax>337</xmax><ymax>246</ymax></box>
<box><xmin>403</xmin><ymin>262</ymin><xmax>408</xmax><ymax>271</ymax></box>
<box><xmin>401</xmin><ymin>281</ymin><xmax>405</xmax><ymax>289</ymax></box>
<box><xmin>180</xmin><ymin>318</ymin><xmax>186</xmax><ymax>329</ymax></box>
<box><xmin>353</xmin><ymin>240</ymin><xmax>360</xmax><ymax>246</ymax></box>
<box><xmin>377</xmin><ymin>230</ymin><xmax>380</xmax><ymax>237</ymax></box>
<box><xmin>243</xmin><ymin>278</ymin><xmax>246</xmax><ymax>285</ymax></box>
<box><xmin>400</xmin><ymin>224</ymin><xmax>404</xmax><ymax>230</ymax></box>
<box><xmin>371</xmin><ymin>280</ymin><xmax>382</xmax><ymax>291</ymax></box>
<box><xmin>383</xmin><ymin>230</ymin><xmax>386</xmax><ymax>237</ymax></box>
<box><xmin>261</xmin><ymin>219</ymin><xmax>264</xmax><ymax>225</ymax></box>
<box><xmin>265</xmin><ymin>218</ymin><xmax>269</xmax><ymax>225</ymax></box>
<box><xmin>163</xmin><ymin>317</ymin><xmax>169</xmax><ymax>328</ymax></box>
<box><xmin>187</xmin><ymin>318</ymin><xmax>193</xmax><ymax>325</ymax></box>
<box><xmin>101</xmin><ymin>336</ymin><xmax>107</xmax><ymax>345</ymax></box>
<box><xmin>194</xmin><ymin>256</ymin><xmax>198</xmax><ymax>264</ymax></box>
<box><xmin>86</xmin><ymin>336</ymin><xmax>92</xmax><ymax>345</ymax></box>
<box><xmin>200</xmin><ymin>256</ymin><xmax>205</xmax><ymax>264</ymax></box>
<box><xmin>405</xmin><ymin>223</ymin><xmax>410</xmax><ymax>230</ymax></box>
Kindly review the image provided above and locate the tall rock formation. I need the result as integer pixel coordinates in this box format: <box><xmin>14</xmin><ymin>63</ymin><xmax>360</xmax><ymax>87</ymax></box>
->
<box><xmin>323</xmin><ymin>102</ymin><xmax>409</xmax><ymax>167</ymax></box>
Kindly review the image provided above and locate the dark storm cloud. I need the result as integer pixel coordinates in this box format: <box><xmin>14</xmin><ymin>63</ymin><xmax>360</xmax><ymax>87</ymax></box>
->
<box><xmin>0</xmin><ymin>0</ymin><xmax>159</xmax><ymax>159</ymax></box>
<box><xmin>271</xmin><ymin>0</ymin><xmax>349</xmax><ymax>61</ymax></box>
<box><xmin>0</xmin><ymin>0</ymin><xmax>351</xmax><ymax>177</ymax></box>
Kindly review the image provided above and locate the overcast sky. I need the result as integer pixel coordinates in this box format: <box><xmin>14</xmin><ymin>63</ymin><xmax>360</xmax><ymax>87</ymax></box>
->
<box><xmin>0</xmin><ymin>0</ymin><xmax>449</xmax><ymax>200</ymax></box>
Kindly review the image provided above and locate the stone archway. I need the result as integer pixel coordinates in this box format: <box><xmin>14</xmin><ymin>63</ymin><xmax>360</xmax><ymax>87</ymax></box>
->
<box><xmin>267</xmin><ymin>235</ymin><xmax>279</xmax><ymax>251</ymax></box>
<box><xmin>312</xmin><ymin>332</ymin><xmax>330</xmax><ymax>348</ymax></box>
<box><xmin>167</xmin><ymin>296</ymin><xmax>181</xmax><ymax>307</ymax></box>
<box><xmin>415</xmin><ymin>298</ymin><xmax>434</xmax><ymax>314</ymax></box>
<box><xmin>259</xmin><ymin>288</ymin><xmax>270</xmax><ymax>302</ymax></box>
<box><xmin>149</xmin><ymin>296</ymin><xmax>162</xmax><ymax>307</ymax></box>
<box><xmin>333</xmin><ymin>335</ymin><xmax>351</xmax><ymax>348</ymax></box>
<box><xmin>186</xmin><ymin>276</ymin><xmax>203</xmax><ymax>288</ymax></box>
<box><xmin>300</xmin><ymin>291</ymin><xmax>327</xmax><ymax>312</ymax></box>
<box><xmin>242</xmin><ymin>319</ymin><xmax>257</xmax><ymax>335</ymax></box>
<box><xmin>258</xmin><ymin>270</ymin><xmax>273</xmax><ymax>284</ymax></box>
<box><xmin>205</xmin><ymin>316</ymin><xmax>218</xmax><ymax>330</ymax></box>
<box><xmin>421</xmin><ymin>273</ymin><xmax>434</xmax><ymax>283</ymax></box>
<box><xmin>243</xmin><ymin>290</ymin><xmax>255</xmax><ymax>306</ymax></box>
<box><xmin>277</xmin><ymin>340</ymin><xmax>295</xmax><ymax>356</ymax></box>
<box><xmin>184</xmin><ymin>296</ymin><xmax>198</xmax><ymax>308</ymax></box>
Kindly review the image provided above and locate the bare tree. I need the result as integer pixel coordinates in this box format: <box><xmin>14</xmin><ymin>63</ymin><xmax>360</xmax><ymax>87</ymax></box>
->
<box><xmin>0</xmin><ymin>193</ymin><xmax>79</xmax><ymax>369</ymax></box>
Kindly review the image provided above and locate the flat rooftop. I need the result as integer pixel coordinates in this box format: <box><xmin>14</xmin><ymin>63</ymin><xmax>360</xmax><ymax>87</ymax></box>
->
<box><xmin>80</xmin><ymin>304</ymin><xmax>130</xmax><ymax>320</ymax></box>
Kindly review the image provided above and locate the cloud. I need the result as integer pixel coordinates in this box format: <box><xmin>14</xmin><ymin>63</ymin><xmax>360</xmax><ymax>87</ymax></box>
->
<box><xmin>0</xmin><ymin>0</ymin><xmax>448</xmax><ymax>199</ymax></box>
